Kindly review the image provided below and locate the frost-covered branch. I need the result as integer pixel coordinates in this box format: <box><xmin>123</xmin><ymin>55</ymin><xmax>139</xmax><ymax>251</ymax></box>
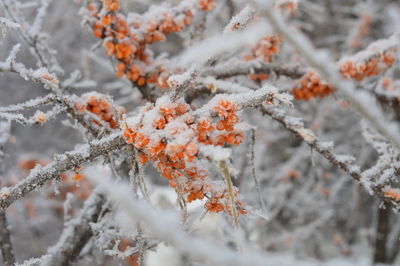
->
<box><xmin>223</xmin><ymin>5</ymin><xmax>256</xmax><ymax>34</ymax></box>
<box><xmin>0</xmin><ymin>105</ymin><xmax>66</xmax><ymax>126</ymax></box>
<box><xmin>0</xmin><ymin>0</ymin><xmax>62</xmax><ymax>73</ymax></box>
<box><xmin>0</xmin><ymin>122</ymin><xmax>15</xmax><ymax>266</ymax></box>
<box><xmin>0</xmin><ymin>133</ymin><xmax>125</xmax><ymax>210</ymax></box>
<box><xmin>202</xmin><ymin>60</ymin><xmax>305</xmax><ymax>79</ymax></box>
<box><xmin>40</xmin><ymin>190</ymin><xmax>106</xmax><ymax>266</ymax></box>
<box><xmin>93</xmin><ymin>175</ymin><xmax>286</xmax><ymax>266</ymax></box>
<box><xmin>0</xmin><ymin>94</ymin><xmax>56</xmax><ymax>113</ymax></box>
<box><xmin>0</xmin><ymin>210</ymin><xmax>15</xmax><ymax>266</ymax></box>
<box><xmin>258</xmin><ymin>1</ymin><xmax>400</xmax><ymax>150</ymax></box>
<box><xmin>260</xmin><ymin>105</ymin><xmax>400</xmax><ymax>208</ymax></box>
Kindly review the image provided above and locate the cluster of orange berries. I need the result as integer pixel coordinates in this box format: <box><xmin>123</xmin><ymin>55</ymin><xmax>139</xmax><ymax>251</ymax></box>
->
<box><xmin>74</xmin><ymin>92</ymin><xmax>125</xmax><ymax>129</ymax></box>
<box><xmin>198</xmin><ymin>0</ymin><xmax>216</xmax><ymax>11</ymax></box>
<box><xmin>384</xmin><ymin>188</ymin><xmax>400</xmax><ymax>202</ymax></box>
<box><xmin>243</xmin><ymin>35</ymin><xmax>282</xmax><ymax>63</ymax></box>
<box><xmin>243</xmin><ymin>35</ymin><xmax>283</xmax><ymax>81</ymax></box>
<box><xmin>291</xmin><ymin>71</ymin><xmax>335</xmax><ymax>101</ymax></box>
<box><xmin>340</xmin><ymin>51</ymin><xmax>395</xmax><ymax>81</ymax></box>
<box><xmin>85</xmin><ymin>0</ymin><xmax>215</xmax><ymax>89</ymax></box>
<box><xmin>276</xmin><ymin>0</ymin><xmax>298</xmax><ymax>12</ymax></box>
<box><xmin>122</xmin><ymin>96</ymin><xmax>246</xmax><ymax>215</ymax></box>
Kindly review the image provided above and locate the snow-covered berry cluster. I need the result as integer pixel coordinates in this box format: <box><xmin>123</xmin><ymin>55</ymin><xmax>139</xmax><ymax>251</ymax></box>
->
<box><xmin>243</xmin><ymin>35</ymin><xmax>283</xmax><ymax>81</ymax></box>
<box><xmin>122</xmin><ymin>96</ymin><xmax>246</xmax><ymax>215</ymax></box>
<box><xmin>291</xmin><ymin>71</ymin><xmax>335</xmax><ymax>101</ymax></box>
<box><xmin>74</xmin><ymin>92</ymin><xmax>125</xmax><ymax>129</ymax></box>
<box><xmin>85</xmin><ymin>0</ymin><xmax>216</xmax><ymax>89</ymax></box>
<box><xmin>340</xmin><ymin>51</ymin><xmax>395</xmax><ymax>81</ymax></box>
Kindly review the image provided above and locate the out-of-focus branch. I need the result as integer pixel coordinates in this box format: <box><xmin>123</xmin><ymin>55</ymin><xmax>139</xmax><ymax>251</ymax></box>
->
<box><xmin>202</xmin><ymin>61</ymin><xmax>305</xmax><ymax>79</ymax></box>
<box><xmin>40</xmin><ymin>190</ymin><xmax>106</xmax><ymax>266</ymax></box>
<box><xmin>93</xmin><ymin>175</ymin><xmax>285</xmax><ymax>266</ymax></box>
<box><xmin>0</xmin><ymin>210</ymin><xmax>15</xmax><ymax>266</ymax></box>
<box><xmin>0</xmin><ymin>122</ymin><xmax>15</xmax><ymax>266</ymax></box>
<box><xmin>260</xmin><ymin>105</ymin><xmax>400</xmax><ymax>208</ymax></box>
<box><xmin>0</xmin><ymin>0</ymin><xmax>62</xmax><ymax>73</ymax></box>
<box><xmin>0</xmin><ymin>133</ymin><xmax>125</xmax><ymax>210</ymax></box>
<box><xmin>258</xmin><ymin>1</ymin><xmax>400</xmax><ymax>150</ymax></box>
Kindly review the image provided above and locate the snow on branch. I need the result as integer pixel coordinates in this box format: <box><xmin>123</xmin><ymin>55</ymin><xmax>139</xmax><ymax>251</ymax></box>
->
<box><xmin>257</xmin><ymin>1</ymin><xmax>400</xmax><ymax>150</ymax></box>
<box><xmin>0</xmin><ymin>0</ymin><xmax>62</xmax><ymax>73</ymax></box>
<box><xmin>339</xmin><ymin>34</ymin><xmax>399</xmax><ymax>65</ymax></box>
<box><xmin>28</xmin><ymin>0</ymin><xmax>51</xmax><ymax>37</ymax></box>
<box><xmin>179</xmin><ymin>20</ymin><xmax>271</xmax><ymax>66</ymax></box>
<box><xmin>260</xmin><ymin>105</ymin><xmax>400</xmax><ymax>208</ymax></box>
<box><xmin>0</xmin><ymin>133</ymin><xmax>125</xmax><ymax>210</ymax></box>
<box><xmin>0</xmin><ymin>44</ymin><xmax>61</xmax><ymax>91</ymax></box>
<box><xmin>0</xmin><ymin>94</ymin><xmax>56</xmax><ymax>113</ymax></box>
<box><xmin>0</xmin><ymin>121</ymin><xmax>15</xmax><ymax>266</ymax></box>
<box><xmin>194</xmin><ymin>84</ymin><xmax>293</xmax><ymax>117</ymax></box>
<box><xmin>0</xmin><ymin>105</ymin><xmax>66</xmax><ymax>126</ymax></box>
<box><xmin>223</xmin><ymin>5</ymin><xmax>256</xmax><ymax>34</ymax></box>
<box><xmin>92</xmin><ymin>175</ymin><xmax>282</xmax><ymax>266</ymax></box>
<box><xmin>0</xmin><ymin>16</ymin><xmax>20</xmax><ymax>37</ymax></box>
<box><xmin>40</xmin><ymin>190</ymin><xmax>106</xmax><ymax>266</ymax></box>
<box><xmin>0</xmin><ymin>17</ymin><xmax>20</xmax><ymax>29</ymax></box>
<box><xmin>201</xmin><ymin>60</ymin><xmax>305</xmax><ymax>80</ymax></box>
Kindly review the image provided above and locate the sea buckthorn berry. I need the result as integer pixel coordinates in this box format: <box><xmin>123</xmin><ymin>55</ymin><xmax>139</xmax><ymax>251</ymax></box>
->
<box><xmin>75</xmin><ymin>92</ymin><xmax>122</xmax><ymax>129</ymax></box>
<box><xmin>34</xmin><ymin>111</ymin><xmax>47</xmax><ymax>124</ymax></box>
<box><xmin>205</xmin><ymin>199</ymin><xmax>224</xmax><ymax>213</ymax></box>
<box><xmin>187</xmin><ymin>190</ymin><xmax>205</xmax><ymax>202</ymax></box>
<box><xmin>213</xmin><ymin>99</ymin><xmax>237</xmax><ymax>118</ymax></box>
<box><xmin>199</xmin><ymin>0</ymin><xmax>216</xmax><ymax>11</ymax></box>
<box><xmin>86</xmin><ymin>0</ymin><xmax>213</xmax><ymax>88</ymax></box>
<box><xmin>153</xmin><ymin>117</ymin><xmax>166</xmax><ymax>129</ymax></box>
<box><xmin>291</xmin><ymin>72</ymin><xmax>335</xmax><ymax>101</ymax></box>
<box><xmin>175</xmin><ymin>103</ymin><xmax>188</xmax><ymax>115</ymax></box>
<box><xmin>104</xmin><ymin>42</ymin><xmax>115</xmax><ymax>56</ymax></box>
<box><xmin>104</xmin><ymin>0</ymin><xmax>119</xmax><ymax>12</ymax></box>
<box><xmin>384</xmin><ymin>188</ymin><xmax>400</xmax><ymax>202</ymax></box>
<box><xmin>340</xmin><ymin>51</ymin><xmax>396</xmax><ymax>81</ymax></box>
<box><xmin>121</xmin><ymin>96</ymin><xmax>247</xmax><ymax>216</ymax></box>
<box><xmin>72</xmin><ymin>173</ymin><xmax>84</xmax><ymax>182</ymax></box>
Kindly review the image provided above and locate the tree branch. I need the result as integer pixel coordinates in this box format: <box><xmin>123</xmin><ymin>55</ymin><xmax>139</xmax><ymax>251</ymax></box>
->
<box><xmin>0</xmin><ymin>134</ymin><xmax>125</xmax><ymax>210</ymax></box>
<box><xmin>0</xmin><ymin>210</ymin><xmax>15</xmax><ymax>266</ymax></box>
<box><xmin>258</xmin><ymin>2</ymin><xmax>400</xmax><ymax>149</ymax></box>
<box><xmin>40</xmin><ymin>190</ymin><xmax>106</xmax><ymax>266</ymax></box>
<box><xmin>202</xmin><ymin>61</ymin><xmax>305</xmax><ymax>79</ymax></box>
<box><xmin>260</xmin><ymin>105</ymin><xmax>400</xmax><ymax>208</ymax></box>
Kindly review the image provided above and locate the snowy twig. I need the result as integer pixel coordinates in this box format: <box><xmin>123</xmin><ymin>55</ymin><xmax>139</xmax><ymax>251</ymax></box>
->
<box><xmin>0</xmin><ymin>94</ymin><xmax>56</xmax><ymax>113</ymax></box>
<box><xmin>0</xmin><ymin>0</ymin><xmax>62</xmax><ymax>73</ymax></box>
<box><xmin>0</xmin><ymin>105</ymin><xmax>66</xmax><ymax>126</ymax></box>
